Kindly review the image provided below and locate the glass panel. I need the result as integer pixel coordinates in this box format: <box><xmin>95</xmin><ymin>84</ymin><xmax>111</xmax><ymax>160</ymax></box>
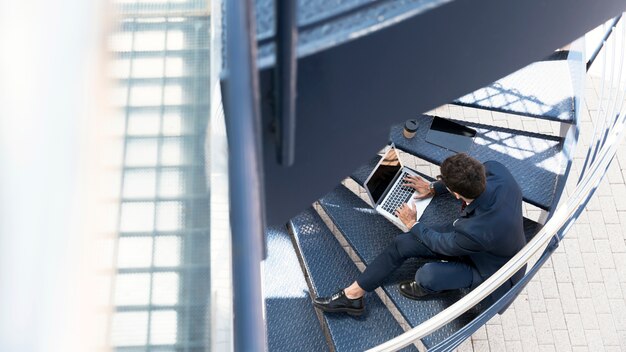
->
<box><xmin>154</xmin><ymin>236</ymin><xmax>181</xmax><ymax>267</ymax></box>
<box><xmin>149</xmin><ymin>310</ymin><xmax>178</xmax><ymax>345</ymax></box>
<box><xmin>152</xmin><ymin>272</ymin><xmax>179</xmax><ymax>305</ymax></box>
<box><xmin>110</xmin><ymin>311</ymin><xmax>149</xmax><ymax>346</ymax></box>
<box><xmin>127</xmin><ymin>111</ymin><xmax>161</xmax><ymax>136</ymax></box>
<box><xmin>117</xmin><ymin>237</ymin><xmax>154</xmax><ymax>268</ymax></box>
<box><xmin>120</xmin><ymin>202</ymin><xmax>155</xmax><ymax>232</ymax></box>
<box><xmin>132</xmin><ymin>57</ymin><xmax>165</xmax><ymax>78</ymax></box>
<box><xmin>125</xmin><ymin>138</ymin><xmax>158</xmax><ymax>166</ymax></box>
<box><xmin>159</xmin><ymin>169</ymin><xmax>183</xmax><ymax>197</ymax></box>
<box><xmin>160</xmin><ymin>139</ymin><xmax>183</xmax><ymax>166</ymax></box>
<box><xmin>130</xmin><ymin>84</ymin><xmax>163</xmax><ymax>106</ymax></box>
<box><xmin>156</xmin><ymin>201</ymin><xmax>182</xmax><ymax>231</ymax></box>
<box><xmin>134</xmin><ymin>31</ymin><xmax>166</xmax><ymax>51</ymax></box>
<box><xmin>123</xmin><ymin>169</ymin><xmax>157</xmax><ymax>198</ymax></box>
<box><xmin>114</xmin><ymin>273</ymin><xmax>151</xmax><ymax>305</ymax></box>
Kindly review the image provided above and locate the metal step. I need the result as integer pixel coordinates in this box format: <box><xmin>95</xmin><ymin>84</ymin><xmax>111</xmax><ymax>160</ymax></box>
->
<box><xmin>264</xmin><ymin>226</ymin><xmax>329</xmax><ymax>352</ymax></box>
<box><xmin>318</xmin><ymin>185</ymin><xmax>541</xmax><ymax>348</ymax></box>
<box><xmin>288</xmin><ymin>209</ymin><xmax>417</xmax><ymax>352</ymax></box>
<box><xmin>453</xmin><ymin>51</ymin><xmax>579</xmax><ymax>123</ymax></box>
<box><xmin>390</xmin><ymin>115</ymin><xmax>568</xmax><ymax>211</ymax></box>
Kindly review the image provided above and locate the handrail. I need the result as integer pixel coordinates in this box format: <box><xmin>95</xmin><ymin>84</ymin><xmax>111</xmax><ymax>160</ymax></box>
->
<box><xmin>368</xmin><ymin>107</ymin><xmax>626</xmax><ymax>351</ymax></box>
<box><xmin>586</xmin><ymin>15</ymin><xmax>622</xmax><ymax>71</ymax></box>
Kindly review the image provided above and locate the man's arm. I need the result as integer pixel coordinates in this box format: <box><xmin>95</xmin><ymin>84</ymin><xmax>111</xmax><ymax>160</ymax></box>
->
<box><xmin>409</xmin><ymin>223</ymin><xmax>482</xmax><ymax>257</ymax></box>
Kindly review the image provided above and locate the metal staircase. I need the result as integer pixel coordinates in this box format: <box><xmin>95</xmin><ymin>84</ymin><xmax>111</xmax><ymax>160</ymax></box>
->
<box><xmin>260</xmin><ymin>44</ymin><xmax>584</xmax><ymax>349</ymax></box>
<box><xmin>213</xmin><ymin>0</ymin><xmax>626</xmax><ymax>350</ymax></box>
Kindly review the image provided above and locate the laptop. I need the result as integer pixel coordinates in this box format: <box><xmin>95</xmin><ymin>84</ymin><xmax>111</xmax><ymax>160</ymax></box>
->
<box><xmin>425</xmin><ymin>117</ymin><xmax>477</xmax><ymax>153</ymax></box>
<box><xmin>364</xmin><ymin>145</ymin><xmax>433</xmax><ymax>231</ymax></box>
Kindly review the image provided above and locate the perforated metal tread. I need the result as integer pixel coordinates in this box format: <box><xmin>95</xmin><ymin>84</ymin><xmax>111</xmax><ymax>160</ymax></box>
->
<box><xmin>289</xmin><ymin>209</ymin><xmax>417</xmax><ymax>352</ymax></box>
<box><xmin>453</xmin><ymin>51</ymin><xmax>576</xmax><ymax>123</ymax></box>
<box><xmin>318</xmin><ymin>185</ymin><xmax>541</xmax><ymax>348</ymax></box>
<box><xmin>350</xmin><ymin>155</ymin><xmax>381</xmax><ymax>186</ymax></box>
<box><xmin>390</xmin><ymin>115</ymin><xmax>566</xmax><ymax>210</ymax></box>
<box><xmin>264</xmin><ymin>226</ymin><xmax>329</xmax><ymax>352</ymax></box>
<box><xmin>253</xmin><ymin>0</ymin><xmax>450</xmax><ymax>65</ymax></box>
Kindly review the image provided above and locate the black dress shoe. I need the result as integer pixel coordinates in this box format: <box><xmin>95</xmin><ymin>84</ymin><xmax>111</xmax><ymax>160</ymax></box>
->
<box><xmin>313</xmin><ymin>290</ymin><xmax>365</xmax><ymax>316</ymax></box>
<box><xmin>398</xmin><ymin>280</ymin><xmax>437</xmax><ymax>300</ymax></box>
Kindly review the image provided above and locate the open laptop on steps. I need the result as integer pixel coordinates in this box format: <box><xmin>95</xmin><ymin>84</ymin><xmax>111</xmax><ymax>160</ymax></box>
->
<box><xmin>364</xmin><ymin>145</ymin><xmax>433</xmax><ymax>231</ymax></box>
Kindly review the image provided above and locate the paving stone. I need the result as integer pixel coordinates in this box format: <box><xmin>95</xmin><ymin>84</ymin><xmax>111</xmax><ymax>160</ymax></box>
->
<box><xmin>514</xmin><ymin>295</ymin><xmax>534</xmax><ymax>326</ymax></box>
<box><xmin>539</xmin><ymin>345</ymin><xmax>558</xmax><ymax>352</ymax></box>
<box><xmin>584</xmin><ymin>329</ymin><xmax>605</xmax><ymax>351</ymax></box>
<box><xmin>539</xmin><ymin>269</ymin><xmax>559</xmax><ymax>298</ymax></box>
<box><xmin>551</xmin><ymin>253</ymin><xmax>572</xmax><ymax>282</ymax></box>
<box><xmin>564</xmin><ymin>314</ymin><xmax>587</xmax><ymax>346</ymax></box>
<box><xmin>568</xmin><ymin>269</ymin><xmax>591</xmax><ymax>301</ymax></box>
<box><xmin>608</xmin><ymin>299</ymin><xmax>626</xmax><ymax>333</ymax></box>
<box><xmin>563</xmin><ymin>238</ymin><xmax>585</xmax><ymax>267</ymax></box>
<box><xmin>606</xmin><ymin>225</ymin><xmax>626</xmax><ymax>252</ymax></box>
<box><xmin>504</xmin><ymin>340</ymin><xmax>524</xmax><ymax>352</ymax></box>
<box><xmin>597</xmin><ymin>313</ymin><xmax>620</xmax><ymax>346</ymax></box>
<box><xmin>500</xmin><ymin>309</ymin><xmax>521</xmax><ymax>341</ymax></box>
<box><xmin>557</xmin><ymin>282</ymin><xmax>579</xmax><ymax>314</ymax></box>
<box><xmin>545</xmin><ymin>298</ymin><xmax>567</xmax><ymax>330</ymax></box>
<box><xmin>614</xmin><ymin>253</ymin><xmax>626</xmax><ymax>282</ymax></box>
<box><xmin>486</xmin><ymin>325</ymin><xmax>506</xmax><ymax>352</ymax></box>
<box><xmin>588</xmin><ymin>283</ymin><xmax>612</xmax><ymax>314</ymax></box>
<box><xmin>595</xmin><ymin>240</ymin><xmax>616</xmax><ymax>268</ymax></box>
<box><xmin>581</xmin><ymin>252</ymin><xmax>603</xmax><ymax>282</ymax></box>
<box><xmin>471</xmin><ymin>338</ymin><xmax>490</xmax><ymax>352</ymax></box>
<box><xmin>601</xmin><ymin>268</ymin><xmax>623</xmax><ymax>299</ymax></box>
<box><xmin>576</xmin><ymin>225</ymin><xmax>595</xmax><ymax>252</ymax></box>
<box><xmin>575</xmin><ymin>298</ymin><xmax>600</xmax><ymax>330</ymax></box>
<box><xmin>600</xmin><ymin>198</ymin><xmax>621</xmax><ymax>224</ymax></box>
<box><xmin>527</xmin><ymin>281</ymin><xmax>548</xmax><ymax>313</ymax></box>
<box><xmin>551</xmin><ymin>329</ymin><xmax>572</xmax><ymax>352</ymax></box>
<box><xmin>532</xmin><ymin>312</ymin><xmax>554</xmax><ymax>345</ymax></box>
<box><xmin>518</xmin><ymin>326</ymin><xmax>540</xmax><ymax>352</ymax></box>
<box><xmin>473</xmin><ymin>325</ymin><xmax>488</xmax><ymax>340</ymax></box>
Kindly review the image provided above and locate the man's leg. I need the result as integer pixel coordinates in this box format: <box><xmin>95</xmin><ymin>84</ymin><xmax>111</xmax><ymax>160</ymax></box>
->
<box><xmin>356</xmin><ymin>232</ymin><xmax>439</xmax><ymax>292</ymax></box>
<box><xmin>400</xmin><ymin>261</ymin><xmax>481</xmax><ymax>299</ymax></box>
<box><xmin>314</xmin><ymin>232</ymin><xmax>440</xmax><ymax>314</ymax></box>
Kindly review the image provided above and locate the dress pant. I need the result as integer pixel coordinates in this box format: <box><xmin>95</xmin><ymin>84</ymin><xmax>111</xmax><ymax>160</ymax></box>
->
<box><xmin>356</xmin><ymin>232</ymin><xmax>482</xmax><ymax>293</ymax></box>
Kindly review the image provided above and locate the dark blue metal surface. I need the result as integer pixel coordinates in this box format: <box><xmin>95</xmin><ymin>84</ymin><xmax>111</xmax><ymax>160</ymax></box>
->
<box><xmin>453</xmin><ymin>51</ymin><xmax>576</xmax><ymax>123</ymax></box>
<box><xmin>264</xmin><ymin>226</ymin><xmax>329</xmax><ymax>352</ymax></box>
<box><xmin>390</xmin><ymin>115</ymin><xmax>566</xmax><ymax>210</ymax></box>
<box><xmin>289</xmin><ymin>209</ymin><xmax>417</xmax><ymax>351</ymax></box>
<box><xmin>318</xmin><ymin>184</ymin><xmax>541</xmax><ymax>348</ymax></box>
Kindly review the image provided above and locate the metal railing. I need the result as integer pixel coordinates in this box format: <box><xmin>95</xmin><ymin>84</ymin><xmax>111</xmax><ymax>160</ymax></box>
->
<box><xmin>368</xmin><ymin>15</ymin><xmax>626</xmax><ymax>352</ymax></box>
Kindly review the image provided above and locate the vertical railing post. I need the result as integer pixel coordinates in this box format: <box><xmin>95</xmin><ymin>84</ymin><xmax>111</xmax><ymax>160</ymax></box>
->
<box><xmin>225</xmin><ymin>0</ymin><xmax>267</xmax><ymax>351</ymax></box>
<box><xmin>275</xmin><ymin>0</ymin><xmax>298</xmax><ymax>166</ymax></box>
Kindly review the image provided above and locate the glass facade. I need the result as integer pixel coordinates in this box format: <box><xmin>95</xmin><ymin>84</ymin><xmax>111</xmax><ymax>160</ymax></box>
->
<box><xmin>108</xmin><ymin>2</ymin><xmax>211</xmax><ymax>350</ymax></box>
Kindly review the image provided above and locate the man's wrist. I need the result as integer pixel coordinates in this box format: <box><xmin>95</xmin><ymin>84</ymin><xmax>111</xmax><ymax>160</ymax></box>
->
<box><xmin>406</xmin><ymin>220</ymin><xmax>418</xmax><ymax>229</ymax></box>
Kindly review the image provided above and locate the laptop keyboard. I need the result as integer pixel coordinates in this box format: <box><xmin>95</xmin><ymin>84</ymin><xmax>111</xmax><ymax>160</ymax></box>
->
<box><xmin>381</xmin><ymin>172</ymin><xmax>414</xmax><ymax>217</ymax></box>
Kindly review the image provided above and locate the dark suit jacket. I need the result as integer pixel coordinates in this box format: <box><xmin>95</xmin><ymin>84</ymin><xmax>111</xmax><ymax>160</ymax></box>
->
<box><xmin>409</xmin><ymin>161</ymin><xmax>527</xmax><ymax>303</ymax></box>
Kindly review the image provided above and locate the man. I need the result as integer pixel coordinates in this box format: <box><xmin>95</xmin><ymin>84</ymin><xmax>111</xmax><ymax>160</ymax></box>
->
<box><xmin>313</xmin><ymin>153</ymin><xmax>527</xmax><ymax>316</ymax></box>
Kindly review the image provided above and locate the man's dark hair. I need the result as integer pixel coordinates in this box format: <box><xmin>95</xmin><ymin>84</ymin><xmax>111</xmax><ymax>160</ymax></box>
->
<box><xmin>440</xmin><ymin>153</ymin><xmax>486</xmax><ymax>199</ymax></box>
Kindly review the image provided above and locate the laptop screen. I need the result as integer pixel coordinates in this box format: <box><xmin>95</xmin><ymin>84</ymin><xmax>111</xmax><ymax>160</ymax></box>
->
<box><xmin>365</xmin><ymin>148</ymin><xmax>401</xmax><ymax>205</ymax></box>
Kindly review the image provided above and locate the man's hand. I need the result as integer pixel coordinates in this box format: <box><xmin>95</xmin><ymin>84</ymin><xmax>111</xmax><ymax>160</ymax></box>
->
<box><xmin>395</xmin><ymin>203</ymin><xmax>417</xmax><ymax>229</ymax></box>
<box><xmin>403</xmin><ymin>175</ymin><xmax>434</xmax><ymax>199</ymax></box>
